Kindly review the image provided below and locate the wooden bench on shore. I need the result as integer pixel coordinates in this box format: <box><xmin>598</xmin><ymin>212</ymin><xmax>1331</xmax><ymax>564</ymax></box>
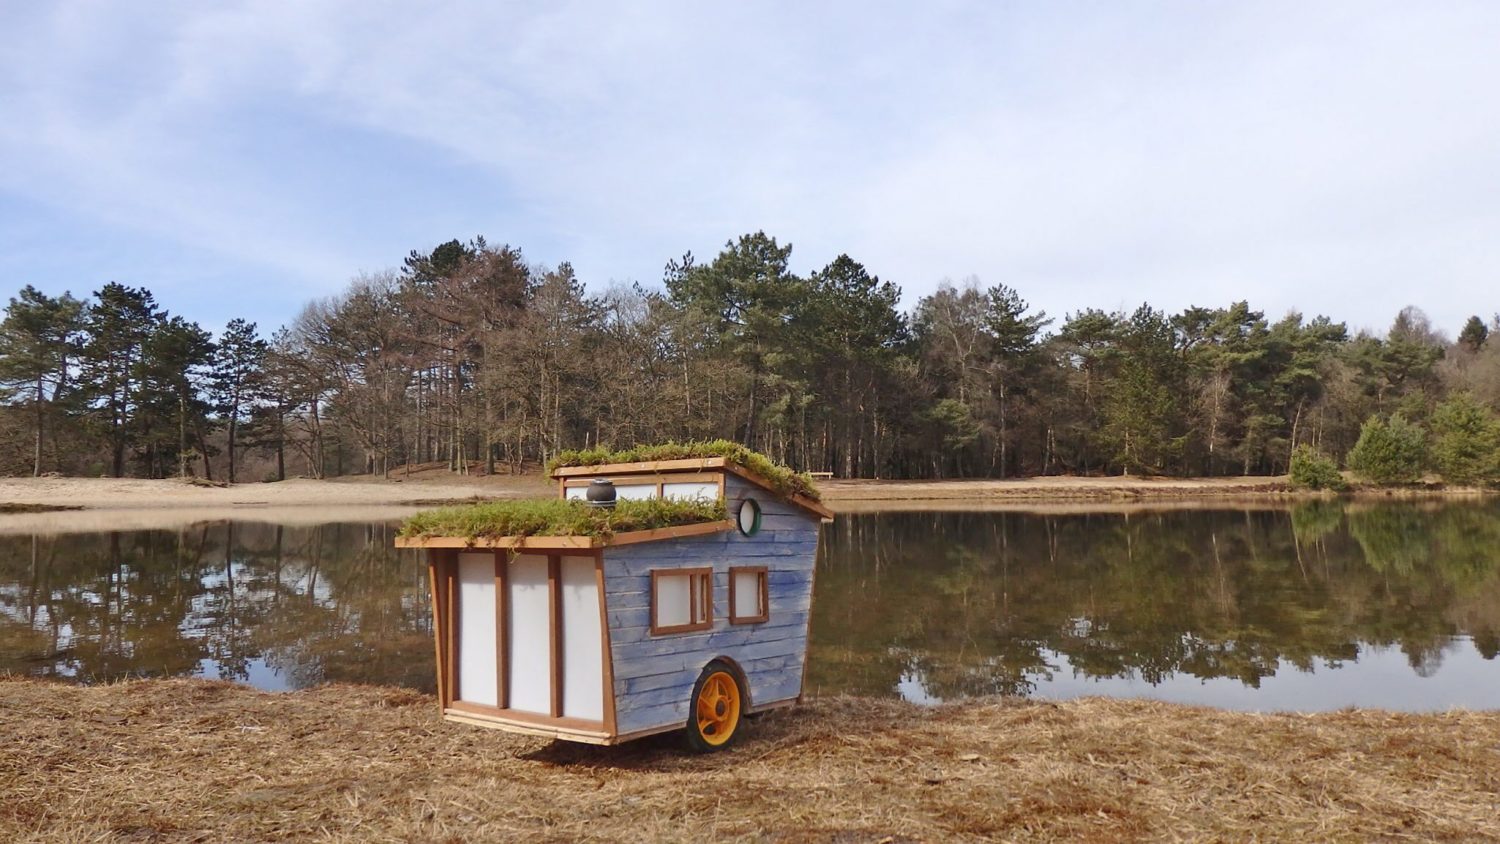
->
<box><xmin>808</xmin><ymin>471</ymin><xmax>834</xmax><ymax>480</ymax></box>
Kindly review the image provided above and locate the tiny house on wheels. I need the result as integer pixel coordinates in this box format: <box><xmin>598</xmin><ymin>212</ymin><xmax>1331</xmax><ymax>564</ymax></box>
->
<box><xmin>395</xmin><ymin>450</ymin><xmax>832</xmax><ymax>751</ymax></box>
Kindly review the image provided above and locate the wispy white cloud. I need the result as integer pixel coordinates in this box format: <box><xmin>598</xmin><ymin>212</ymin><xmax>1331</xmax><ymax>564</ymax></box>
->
<box><xmin>2</xmin><ymin>1</ymin><xmax>1498</xmax><ymax>334</ymax></box>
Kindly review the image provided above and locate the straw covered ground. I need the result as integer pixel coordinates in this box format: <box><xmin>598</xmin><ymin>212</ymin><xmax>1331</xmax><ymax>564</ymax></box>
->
<box><xmin>2</xmin><ymin>678</ymin><xmax>1498</xmax><ymax>842</ymax></box>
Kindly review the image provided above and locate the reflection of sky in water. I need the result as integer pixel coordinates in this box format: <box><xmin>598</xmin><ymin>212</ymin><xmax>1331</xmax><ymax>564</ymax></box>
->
<box><xmin>196</xmin><ymin>655</ymin><xmax>294</xmax><ymax>691</ymax></box>
<box><xmin>893</xmin><ymin>639</ymin><xmax>1500</xmax><ymax>712</ymax></box>
<box><xmin>5</xmin><ymin>506</ymin><xmax>1500</xmax><ymax>711</ymax></box>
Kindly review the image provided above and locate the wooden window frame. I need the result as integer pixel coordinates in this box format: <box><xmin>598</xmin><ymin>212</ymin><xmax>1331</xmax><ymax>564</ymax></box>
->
<box><xmin>560</xmin><ymin>472</ymin><xmax>726</xmax><ymax>502</ymax></box>
<box><xmin>650</xmin><ymin>567</ymin><xmax>713</xmax><ymax>635</ymax></box>
<box><xmin>728</xmin><ymin>565</ymin><xmax>770</xmax><ymax>625</ymax></box>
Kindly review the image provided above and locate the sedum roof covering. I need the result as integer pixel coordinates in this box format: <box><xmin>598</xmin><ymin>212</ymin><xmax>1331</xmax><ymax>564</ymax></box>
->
<box><xmin>397</xmin><ymin>497</ymin><xmax>728</xmax><ymax>547</ymax></box>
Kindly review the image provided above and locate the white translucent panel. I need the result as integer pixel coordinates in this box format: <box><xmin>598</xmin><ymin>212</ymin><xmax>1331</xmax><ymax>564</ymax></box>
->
<box><xmin>663</xmin><ymin>481</ymin><xmax>717</xmax><ymax>501</ymax></box>
<box><xmin>566</xmin><ymin>483</ymin><xmax>656</xmax><ymax>501</ymax></box>
<box><xmin>654</xmin><ymin>573</ymin><xmax>692</xmax><ymax>628</ymax></box>
<box><xmin>507</xmin><ymin>554</ymin><xmax>552</xmax><ymax>714</ymax></box>
<box><xmin>733</xmin><ymin>570</ymin><xmax>763</xmax><ymax>619</ymax></box>
<box><xmin>560</xmin><ymin>556</ymin><xmax>604</xmax><ymax>721</ymax></box>
<box><xmin>455</xmin><ymin>553</ymin><xmax>497</xmax><ymax>706</ymax></box>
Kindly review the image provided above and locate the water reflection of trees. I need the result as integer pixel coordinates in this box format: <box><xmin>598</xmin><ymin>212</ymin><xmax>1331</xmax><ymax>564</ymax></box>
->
<box><xmin>0</xmin><ymin>523</ymin><xmax>433</xmax><ymax>691</ymax></box>
<box><xmin>810</xmin><ymin>503</ymin><xmax>1500</xmax><ymax>700</ymax></box>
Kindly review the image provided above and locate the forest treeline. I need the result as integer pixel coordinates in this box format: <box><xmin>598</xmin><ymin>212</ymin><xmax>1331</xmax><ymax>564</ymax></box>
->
<box><xmin>2</xmin><ymin>232</ymin><xmax>1498</xmax><ymax>482</ymax></box>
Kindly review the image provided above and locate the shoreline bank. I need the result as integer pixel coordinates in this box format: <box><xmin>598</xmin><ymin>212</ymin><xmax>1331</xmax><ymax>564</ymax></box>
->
<box><xmin>1</xmin><ymin>677</ymin><xmax>1495</xmax><ymax>841</ymax></box>
<box><xmin>2</xmin><ymin>472</ymin><xmax>1492</xmax><ymax>511</ymax></box>
<box><xmin>0</xmin><ymin>474</ymin><xmax>1492</xmax><ymax>534</ymax></box>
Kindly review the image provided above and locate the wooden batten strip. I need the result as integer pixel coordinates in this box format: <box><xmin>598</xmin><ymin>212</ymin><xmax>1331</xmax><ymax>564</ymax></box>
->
<box><xmin>427</xmin><ymin>552</ymin><xmax>446</xmax><ymax>711</ymax></box>
<box><xmin>548</xmin><ymin>554</ymin><xmax>563</xmax><ymax>719</ymax></box>
<box><xmin>444</xmin><ymin>553</ymin><xmax>458</xmax><ymax>707</ymax></box>
<box><xmin>494</xmin><ymin>549</ymin><xmax>509</xmax><ymax>710</ymax></box>
<box><xmin>550</xmin><ymin>457</ymin><xmax>728</xmax><ymax>478</ymax></box>
<box><xmin>594</xmin><ymin>550</ymin><xmax>617</xmax><ymax>738</ymax></box>
<box><xmin>605</xmin><ymin>520</ymin><xmax>736</xmax><ymax>546</ymax></box>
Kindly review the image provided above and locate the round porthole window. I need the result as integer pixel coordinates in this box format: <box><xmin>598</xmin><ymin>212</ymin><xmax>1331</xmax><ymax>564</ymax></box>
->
<box><xmin>737</xmin><ymin>498</ymin><xmax>762</xmax><ymax>536</ymax></box>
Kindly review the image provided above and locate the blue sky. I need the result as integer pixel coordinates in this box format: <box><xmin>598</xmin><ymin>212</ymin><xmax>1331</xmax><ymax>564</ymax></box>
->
<box><xmin>3</xmin><ymin>2</ymin><xmax>1498</xmax><ymax>337</ymax></box>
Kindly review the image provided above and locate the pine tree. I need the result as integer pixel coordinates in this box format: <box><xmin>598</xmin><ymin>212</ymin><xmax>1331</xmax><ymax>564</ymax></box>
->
<box><xmin>1429</xmin><ymin>393</ymin><xmax>1500</xmax><ymax>485</ymax></box>
<box><xmin>137</xmin><ymin>316</ymin><xmax>215</xmax><ymax>478</ymax></box>
<box><xmin>1102</xmin><ymin>305</ymin><xmax>1182</xmax><ymax>474</ymax></box>
<box><xmin>1458</xmin><ymin>315</ymin><xmax>1489</xmax><ymax>353</ymax></box>
<box><xmin>1347</xmin><ymin>414</ymin><xmax>1426</xmax><ymax>484</ymax></box>
<box><xmin>983</xmin><ymin>284</ymin><xmax>1050</xmax><ymax>477</ymax></box>
<box><xmin>0</xmin><ymin>286</ymin><xmax>85</xmax><ymax>475</ymax></box>
<box><xmin>211</xmin><ymin>319</ymin><xmax>268</xmax><ymax>483</ymax></box>
<box><xmin>79</xmin><ymin>284</ymin><xmax>162</xmax><ymax>477</ymax></box>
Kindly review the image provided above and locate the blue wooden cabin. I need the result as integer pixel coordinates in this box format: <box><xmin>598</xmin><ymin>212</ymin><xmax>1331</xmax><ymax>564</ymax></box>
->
<box><xmin>396</xmin><ymin>456</ymin><xmax>832</xmax><ymax>749</ymax></box>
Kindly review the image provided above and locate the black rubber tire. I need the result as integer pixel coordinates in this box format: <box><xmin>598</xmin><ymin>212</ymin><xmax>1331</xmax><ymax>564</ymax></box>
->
<box><xmin>683</xmin><ymin>660</ymin><xmax>746</xmax><ymax>753</ymax></box>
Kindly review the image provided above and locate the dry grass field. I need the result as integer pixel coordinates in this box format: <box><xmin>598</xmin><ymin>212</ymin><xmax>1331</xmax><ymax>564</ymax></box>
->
<box><xmin>2</xmin><ymin>677</ymin><xmax>1497</xmax><ymax>842</ymax></box>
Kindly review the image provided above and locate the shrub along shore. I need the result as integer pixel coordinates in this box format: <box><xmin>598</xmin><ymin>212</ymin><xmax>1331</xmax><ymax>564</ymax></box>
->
<box><xmin>2</xmin><ymin>677</ymin><xmax>1497</xmax><ymax>842</ymax></box>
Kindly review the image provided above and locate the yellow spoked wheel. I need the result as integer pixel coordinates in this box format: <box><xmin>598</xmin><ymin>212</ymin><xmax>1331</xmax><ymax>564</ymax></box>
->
<box><xmin>686</xmin><ymin>661</ymin><xmax>744</xmax><ymax>752</ymax></box>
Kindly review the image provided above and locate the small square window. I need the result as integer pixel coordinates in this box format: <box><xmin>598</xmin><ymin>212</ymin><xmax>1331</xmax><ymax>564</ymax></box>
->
<box><xmin>729</xmin><ymin>566</ymin><xmax>769</xmax><ymax>624</ymax></box>
<box><xmin>651</xmin><ymin>568</ymin><xmax>712</xmax><ymax>635</ymax></box>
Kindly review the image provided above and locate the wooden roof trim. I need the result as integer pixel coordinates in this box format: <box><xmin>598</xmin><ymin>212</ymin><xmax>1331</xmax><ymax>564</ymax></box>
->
<box><xmin>716</xmin><ymin>461</ymin><xmax>835</xmax><ymax>520</ymax></box>
<box><xmin>393</xmin><ymin>519</ymin><xmax>736</xmax><ymax>550</ymax></box>
<box><xmin>550</xmin><ymin>457</ymin><xmax>728</xmax><ymax>478</ymax></box>
<box><xmin>607</xmin><ymin>520</ymin><xmax>736</xmax><ymax>545</ymax></box>
<box><xmin>550</xmin><ymin>455</ymin><xmax>834</xmax><ymax>520</ymax></box>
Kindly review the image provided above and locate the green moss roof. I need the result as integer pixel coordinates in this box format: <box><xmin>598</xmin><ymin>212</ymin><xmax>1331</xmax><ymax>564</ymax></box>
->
<box><xmin>398</xmin><ymin>497</ymin><xmax>727</xmax><ymax>541</ymax></box>
<box><xmin>546</xmin><ymin>439</ymin><xmax>821</xmax><ymax>502</ymax></box>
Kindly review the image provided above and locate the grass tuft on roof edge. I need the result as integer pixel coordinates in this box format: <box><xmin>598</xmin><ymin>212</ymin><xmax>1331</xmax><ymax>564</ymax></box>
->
<box><xmin>546</xmin><ymin>439</ymin><xmax>821</xmax><ymax>502</ymax></box>
<box><xmin>398</xmin><ymin>497</ymin><xmax>728</xmax><ymax>541</ymax></box>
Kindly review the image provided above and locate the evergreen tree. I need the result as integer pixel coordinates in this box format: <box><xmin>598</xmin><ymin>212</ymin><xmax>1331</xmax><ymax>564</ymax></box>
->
<box><xmin>1102</xmin><ymin>305</ymin><xmax>1182</xmax><ymax>474</ymax></box>
<box><xmin>983</xmin><ymin>284</ymin><xmax>1050</xmax><ymax>477</ymax></box>
<box><xmin>798</xmin><ymin>255</ymin><xmax>907</xmax><ymax>477</ymax></box>
<box><xmin>1347</xmin><ymin>414</ymin><xmax>1426</xmax><ymax>484</ymax></box>
<box><xmin>137</xmin><ymin>316</ymin><xmax>215</xmax><ymax>478</ymax></box>
<box><xmin>1429</xmin><ymin>393</ymin><xmax>1500</xmax><ymax>485</ymax></box>
<box><xmin>665</xmin><ymin>232</ymin><xmax>804</xmax><ymax>451</ymax></box>
<box><xmin>79</xmin><ymin>284</ymin><xmax>162</xmax><ymax>477</ymax></box>
<box><xmin>1458</xmin><ymin>315</ymin><xmax>1489</xmax><ymax>353</ymax></box>
<box><xmin>0</xmin><ymin>286</ymin><xmax>85</xmax><ymax>475</ymax></box>
<box><xmin>211</xmin><ymin>319</ymin><xmax>268</xmax><ymax>482</ymax></box>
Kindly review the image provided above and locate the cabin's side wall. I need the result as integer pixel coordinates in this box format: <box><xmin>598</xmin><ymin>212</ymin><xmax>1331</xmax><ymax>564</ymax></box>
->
<box><xmin>603</xmin><ymin>474</ymin><xmax>819</xmax><ymax>737</ymax></box>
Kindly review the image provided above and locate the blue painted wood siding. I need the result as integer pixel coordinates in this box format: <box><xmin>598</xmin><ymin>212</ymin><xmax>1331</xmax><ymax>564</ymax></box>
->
<box><xmin>603</xmin><ymin>473</ymin><xmax>820</xmax><ymax>736</ymax></box>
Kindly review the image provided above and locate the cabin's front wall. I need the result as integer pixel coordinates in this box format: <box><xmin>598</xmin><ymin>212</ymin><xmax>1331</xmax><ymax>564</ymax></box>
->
<box><xmin>602</xmin><ymin>474</ymin><xmax>820</xmax><ymax>738</ymax></box>
<box><xmin>430</xmin><ymin>549</ymin><xmax>613</xmax><ymax>740</ymax></box>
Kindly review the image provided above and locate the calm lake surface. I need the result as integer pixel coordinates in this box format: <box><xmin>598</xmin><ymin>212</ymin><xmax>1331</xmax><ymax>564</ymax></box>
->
<box><xmin>2</xmin><ymin>502</ymin><xmax>1497</xmax><ymax>711</ymax></box>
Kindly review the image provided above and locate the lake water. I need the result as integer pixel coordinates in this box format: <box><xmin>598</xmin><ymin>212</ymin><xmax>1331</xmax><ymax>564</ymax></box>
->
<box><xmin>2</xmin><ymin>501</ymin><xmax>1497</xmax><ymax>711</ymax></box>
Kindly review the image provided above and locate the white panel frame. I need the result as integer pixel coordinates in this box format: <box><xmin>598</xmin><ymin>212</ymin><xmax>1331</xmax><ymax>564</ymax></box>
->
<box><xmin>456</xmin><ymin>552</ymin><xmax>498</xmax><ymax>706</ymax></box>
<box><xmin>506</xmin><ymin>554</ymin><xmax>552</xmax><ymax>715</ymax></box>
<box><xmin>662</xmin><ymin>481</ymin><xmax>718</xmax><ymax>501</ymax></box>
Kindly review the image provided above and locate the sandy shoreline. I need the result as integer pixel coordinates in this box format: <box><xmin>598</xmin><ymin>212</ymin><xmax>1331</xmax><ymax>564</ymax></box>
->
<box><xmin>0</xmin><ymin>472</ymin><xmax>1297</xmax><ymax>511</ymax></box>
<box><xmin>0</xmin><ymin>472</ymin><xmax>1488</xmax><ymax>534</ymax></box>
<box><xmin>2</xmin><ymin>677</ymin><xmax>1496</xmax><ymax>842</ymax></box>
